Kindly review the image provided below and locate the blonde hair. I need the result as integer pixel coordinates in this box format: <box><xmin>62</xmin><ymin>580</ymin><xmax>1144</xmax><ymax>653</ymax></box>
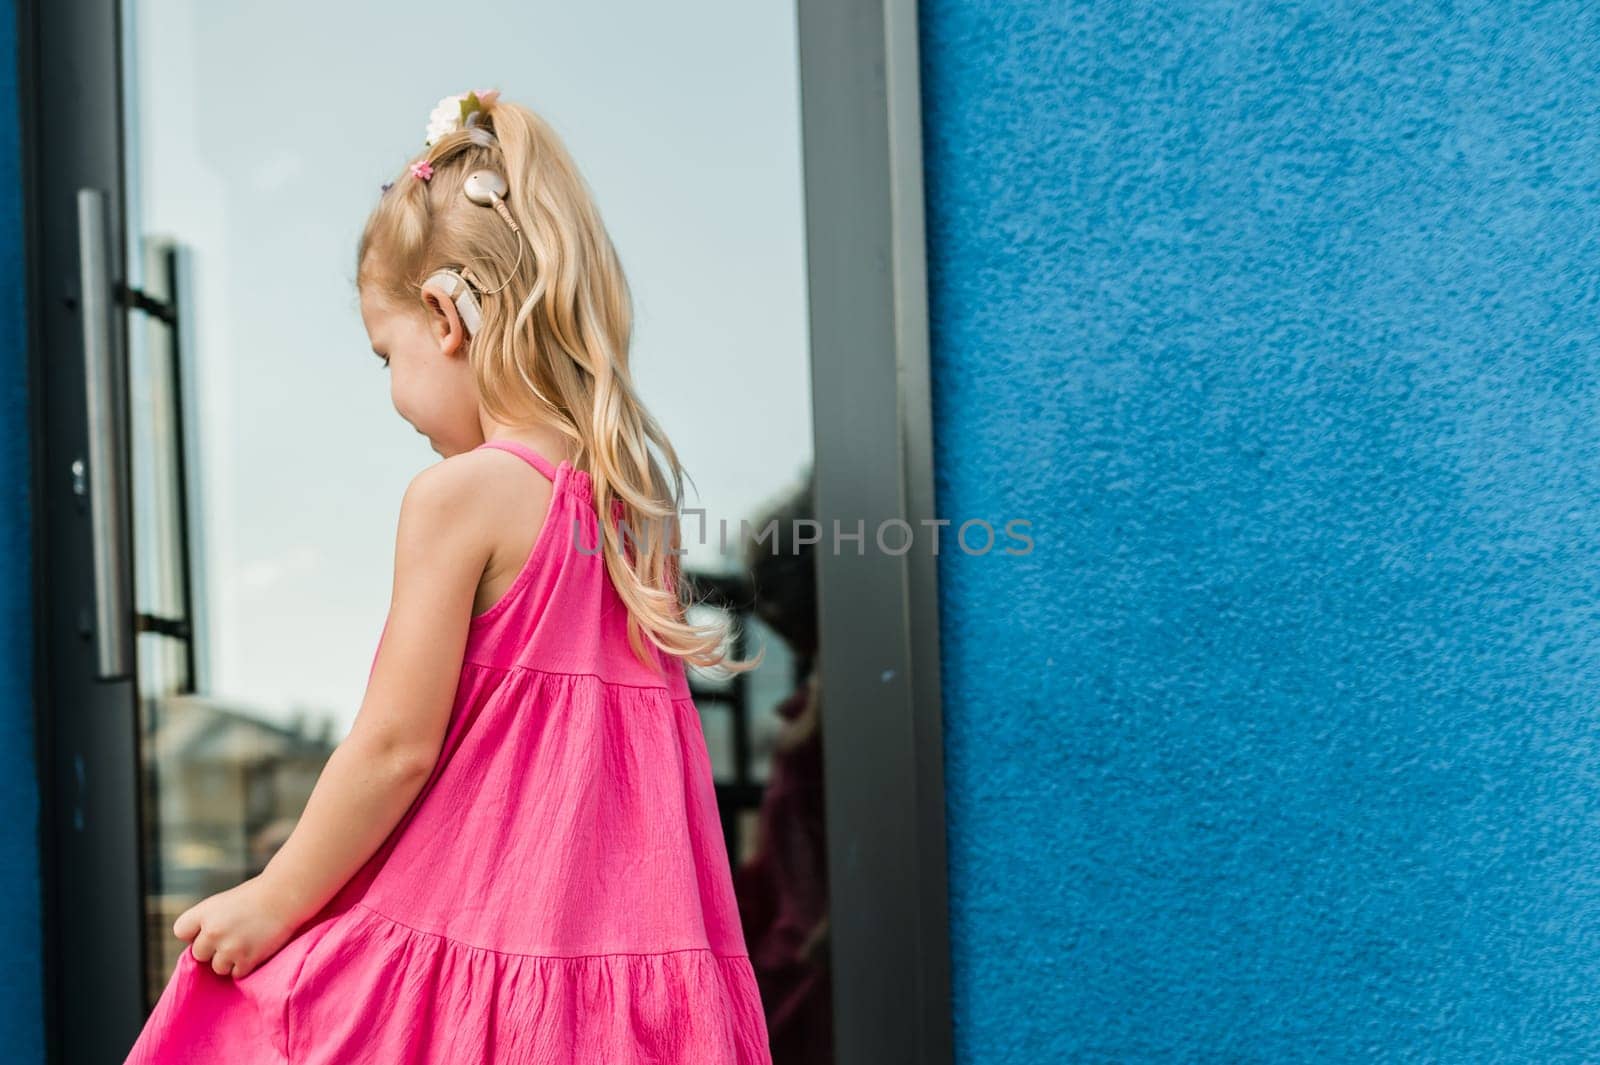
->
<box><xmin>357</xmin><ymin>95</ymin><xmax>761</xmax><ymax>678</ymax></box>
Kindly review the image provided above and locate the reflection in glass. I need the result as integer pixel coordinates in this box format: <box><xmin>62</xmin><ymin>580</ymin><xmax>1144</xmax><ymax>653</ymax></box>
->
<box><xmin>730</xmin><ymin>473</ymin><xmax>834</xmax><ymax>1065</ymax></box>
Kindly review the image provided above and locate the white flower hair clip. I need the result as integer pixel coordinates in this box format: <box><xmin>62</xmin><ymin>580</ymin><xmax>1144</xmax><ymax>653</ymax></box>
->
<box><xmin>424</xmin><ymin>88</ymin><xmax>502</xmax><ymax>148</ymax></box>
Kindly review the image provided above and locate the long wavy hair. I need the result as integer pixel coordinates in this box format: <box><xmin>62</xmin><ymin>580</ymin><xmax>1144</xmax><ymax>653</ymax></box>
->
<box><xmin>356</xmin><ymin>94</ymin><xmax>761</xmax><ymax>677</ymax></box>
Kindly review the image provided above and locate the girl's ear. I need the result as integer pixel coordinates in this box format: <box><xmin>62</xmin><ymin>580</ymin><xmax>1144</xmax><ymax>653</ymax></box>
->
<box><xmin>420</xmin><ymin>283</ymin><xmax>468</xmax><ymax>358</ymax></box>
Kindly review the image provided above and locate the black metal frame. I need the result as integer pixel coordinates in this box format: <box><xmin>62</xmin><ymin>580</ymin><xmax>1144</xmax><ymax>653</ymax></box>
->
<box><xmin>23</xmin><ymin>0</ymin><xmax>953</xmax><ymax>1062</ymax></box>
<box><xmin>20</xmin><ymin>0</ymin><xmax>150</xmax><ymax>1062</ymax></box>
<box><xmin>797</xmin><ymin>2</ymin><xmax>953</xmax><ymax>1062</ymax></box>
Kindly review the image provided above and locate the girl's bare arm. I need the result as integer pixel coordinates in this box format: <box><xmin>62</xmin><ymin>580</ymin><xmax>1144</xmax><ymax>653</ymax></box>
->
<box><xmin>255</xmin><ymin>458</ymin><xmax>493</xmax><ymax>926</ymax></box>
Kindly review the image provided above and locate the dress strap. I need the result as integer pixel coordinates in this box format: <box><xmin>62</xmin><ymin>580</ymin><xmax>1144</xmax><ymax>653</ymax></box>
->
<box><xmin>476</xmin><ymin>439</ymin><xmax>559</xmax><ymax>484</ymax></box>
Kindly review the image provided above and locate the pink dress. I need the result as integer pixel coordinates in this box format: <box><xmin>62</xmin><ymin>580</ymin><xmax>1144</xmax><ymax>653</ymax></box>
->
<box><xmin>124</xmin><ymin>438</ymin><xmax>774</xmax><ymax>1064</ymax></box>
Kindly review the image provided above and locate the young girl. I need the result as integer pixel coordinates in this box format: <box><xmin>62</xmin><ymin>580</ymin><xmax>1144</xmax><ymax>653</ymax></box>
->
<box><xmin>123</xmin><ymin>88</ymin><xmax>774</xmax><ymax>1064</ymax></box>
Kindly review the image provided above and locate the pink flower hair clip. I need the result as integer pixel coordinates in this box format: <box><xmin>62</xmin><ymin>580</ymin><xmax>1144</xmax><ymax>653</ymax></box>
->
<box><xmin>409</xmin><ymin>160</ymin><xmax>435</xmax><ymax>182</ymax></box>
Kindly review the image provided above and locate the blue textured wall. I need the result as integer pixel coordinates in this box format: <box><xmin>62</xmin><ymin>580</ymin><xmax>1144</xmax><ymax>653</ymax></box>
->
<box><xmin>0</xmin><ymin>0</ymin><xmax>44</xmax><ymax>1058</ymax></box>
<box><xmin>922</xmin><ymin>2</ymin><xmax>1600</xmax><ymax>1061</ymax></box>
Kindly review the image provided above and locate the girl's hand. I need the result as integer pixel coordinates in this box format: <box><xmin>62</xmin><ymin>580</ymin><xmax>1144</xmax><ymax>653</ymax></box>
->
<box><xmin>172</xmin><ymin>874</ymin><xmax>304</xmax><ymax>980</ymax></box>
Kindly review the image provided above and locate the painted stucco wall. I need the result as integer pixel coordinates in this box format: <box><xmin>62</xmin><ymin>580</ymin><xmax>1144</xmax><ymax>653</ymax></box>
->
<box><xmin>0</xmin><ymin>0</ymin><xmax>45</xmax><ymax>1058</ymax></box>
<box><xmin>921</xmin><ymin>3</ymin><xmax>1600</xmax><ymax>1061</ymax></box>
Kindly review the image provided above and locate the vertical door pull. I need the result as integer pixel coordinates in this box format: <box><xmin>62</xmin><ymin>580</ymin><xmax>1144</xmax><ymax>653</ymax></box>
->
<box><xmin>77</xmin><ymin>188</ymin><xmax>132</xmax><ymax>680</ymax></box>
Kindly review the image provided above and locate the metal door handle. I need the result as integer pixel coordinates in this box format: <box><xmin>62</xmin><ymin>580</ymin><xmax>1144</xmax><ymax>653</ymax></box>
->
<box><xmin>77</xmin><ymin>188</ymin><xmax>132</xmax><ymax>680</ymax></box>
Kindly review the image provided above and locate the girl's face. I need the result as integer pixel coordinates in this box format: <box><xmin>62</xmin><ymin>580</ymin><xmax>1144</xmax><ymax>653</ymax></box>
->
<box><xmin>359</xmin><ymin>281</ymin><xmax>482</xmax><ymax>456</ymax></box>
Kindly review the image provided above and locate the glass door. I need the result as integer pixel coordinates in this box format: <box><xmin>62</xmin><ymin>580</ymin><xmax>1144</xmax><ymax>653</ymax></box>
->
<box><xmin>112</xmin><ymin>0</ymin><xmax>834</xmax><ymax>1060</ymax></box>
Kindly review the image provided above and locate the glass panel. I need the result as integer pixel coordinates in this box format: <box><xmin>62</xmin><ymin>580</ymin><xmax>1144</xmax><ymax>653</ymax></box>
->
<box><xmin>121</xmin><ymin>0</ymin><xmax>832</xmax><ymax>1057</ymax></box>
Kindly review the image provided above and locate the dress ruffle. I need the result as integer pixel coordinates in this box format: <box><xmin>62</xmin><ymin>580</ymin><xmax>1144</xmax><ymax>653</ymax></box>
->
<box><xmin>129</xmin><ymin>900</ymin><xmax>770</xmax><ymax>1065</ymax></box>
<box><xmin>282</xmin><ymin>902</ymin><xmax>772</xmax><ymax>1064</ymax></box>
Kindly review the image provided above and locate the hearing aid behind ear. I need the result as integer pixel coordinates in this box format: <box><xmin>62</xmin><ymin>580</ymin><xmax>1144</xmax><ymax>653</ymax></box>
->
<box><xmin>423</xmin><ymin>269</ymin><xmax>483</xmax><ymax>337</ymax></box>
<box><xmin>418</xmin><ymin>168</ymin><xmax>524</xmax><ymax>338</ymax></box>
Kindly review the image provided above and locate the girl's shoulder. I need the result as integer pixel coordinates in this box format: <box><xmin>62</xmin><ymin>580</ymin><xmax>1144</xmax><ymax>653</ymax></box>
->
<box><xmin>389</xmin><ymin>456</ymin><xmax>514</xmax><ymax>592</ymax></box>
<box><xmin>402</xmin><ymin>448</ymin><xmax>551</xmax><ymax>531</ymax></box>
<box><xmin>397</xmin><ymin>453</ymin><xmax>506</xmax><ymax>537</ymax></box>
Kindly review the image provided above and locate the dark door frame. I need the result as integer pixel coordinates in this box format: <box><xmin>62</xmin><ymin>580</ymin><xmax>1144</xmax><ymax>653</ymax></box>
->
<box><xmin>19</xmin><ymin>0</ymin><xmax>150</xmax><ymax>1062</ymax></box>
<box><xmin>796</xmin><ymin>2</ymin><xmax>954</xmax><ymax>1063</ymax></box>
<box><xmin>22</xmin><ymin>1</ymin><xmax>954</xmax><ymax>1063</ymax></box>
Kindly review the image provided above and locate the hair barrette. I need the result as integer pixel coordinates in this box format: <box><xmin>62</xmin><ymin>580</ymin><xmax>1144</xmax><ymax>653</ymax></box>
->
<box><xmin>410</xmin><ymin>161</ymin><xmax>434</xmax><ymax>181</ymax></box>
